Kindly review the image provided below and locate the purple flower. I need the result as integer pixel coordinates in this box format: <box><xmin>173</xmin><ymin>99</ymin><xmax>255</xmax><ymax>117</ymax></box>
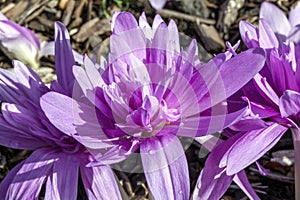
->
<box><xmin>0</xmin><ymin>12</ymin><xmax>41</xmax><ymax>69</ymax></box>
<box><xmin>0</xmin><ymin>22</ymin><xmax>121</xmax><ymax>199</ymax></box>
<box><xmin>193</xmin><ymin>2</ymin><xmax>300</xmax><ymax>199</ymax></box>
<box><xmin>41</xmin><ymin>12</ymin><xmax>265</xmax><ymax>199</ymax></box>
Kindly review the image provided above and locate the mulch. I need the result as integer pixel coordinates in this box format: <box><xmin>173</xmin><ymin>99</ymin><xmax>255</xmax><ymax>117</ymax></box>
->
<box><xmin>0</xmin><ymin>0</ymin><xmax>298</xmax><ymax>199</ymax></box>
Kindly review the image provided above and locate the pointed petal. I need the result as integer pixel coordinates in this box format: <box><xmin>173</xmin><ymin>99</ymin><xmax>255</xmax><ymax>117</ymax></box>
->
<box><xmin>260</xmin><ymin>2</ymin><xmax>291</xmax><ymax>36</ymax></box>
<box><xmin>45</xmin><ymin>154</ymin><xmax>79</xmax><ymax>200</ymax></box>
<box><xmin>140</xmin><ymin>135</ymin><xmax>189</xmax><ymax>200</ymax></box>
<box><xmin>149</xmin><ymin>0</ymin><xmax>167</xmax><ymax>10</ymax></box>
<box><xmin>0</xmin><ymin>160</ymin><xmax>24</xmax><ymax>196</ymax></box>
<box><xmin>258</xmin><ymin>19</ymin><xmax>279</xmax><ymax>48</ymax></box>
<box><xmin>233</xmin><ymin>170</ymin><xmax>260</xmax><ymax>200</ymax></box>
<box><xmin>6</xmin><ymin>148</ymin><xmax>56</xmax><ymax>199</ymax></box>
<box><xmin>80</xmin><ymin>160</ymin><xmax>122</xmax><ymax>200</ymax></box>
<box><xmin>40</xmin><ymin>92</ymin><xmax>77</xmax><ymax>135</ymax></box>
<box><xmin>224</xmin><ymin>123</ymin><xmax>288</xmax><ymax>175</ymax></box>
<box><xmin>199</xmin><ymin>48</ymin><xmax>265</xmax><ymax>111</ymax></box>
<box><xmin>54</xmin><ymin>22</ymin><xmax>76</xmax><ymax>95</ymax></box>
<box><xmin>279</xmin><ymin>90</ymin><xmax>300</xmax><ymax>118</ymax></box>
<box><xmin>289</xmin><ymin>2</ymin><xmax>300</xmax><ymax>27</ymax></box>
<box><xmin>192</xmin><ymin>133</ymin><xmax>242</xmax><ymax>199</ymax></box>
<box><xmin>239</xmin><ymin>20</ymin><xmax>259</xmax><ymax>48</ymax></box>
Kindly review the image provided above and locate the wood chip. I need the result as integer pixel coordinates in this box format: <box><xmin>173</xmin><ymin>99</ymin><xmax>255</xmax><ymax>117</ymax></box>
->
<box><xmin>157</xmin><ymin>9</ymin><xmax>215</xmax><ymax>25</ymax></box>
<box><xmin>195</xmin><ymin>23</ymin><xmax>225</xmax><ymax>52</ymax></box>
<box><xmin>58</xmin><ymin>0</ymin><xmax>68</xmax><ymax>10</ymax></box>
<box><xmin>62</xmin><ymin>0</ymin><xmax>75</xmax><ymax>26</ymax></box>
<box><xmin>73</xmin><ymin>18</ymin><xmax>111</xmax><ymax>42</ymax></box>
<box><xmin>5</xmin><ymin>1</ymin><xmax>28</xmax><ymax>20</ymax></box>
<box><xmin>0</xmin><ymin>3</ymin><xmax>15</xmax><ymax>14</ymax></box>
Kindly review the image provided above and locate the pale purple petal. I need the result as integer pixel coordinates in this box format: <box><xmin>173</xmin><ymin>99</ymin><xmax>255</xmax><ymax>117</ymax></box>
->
<box><xmin>239</xmin><ymin>20</ymin><xmax>259</xmax><ymax>48</ymax></box>
<box><xmin>279</xmin><ymin>90</ymin><xmax>300</xmax><ymax>118</ymax></box>
<box><xmin>45</xmin><ymin>153</ymin><xmax>79</xmax><ymax>200</ymax></box>
<box><xmin>289</xmin><ymin>2</ymin><xmax>300</xmax><ymax>27</ymax></box>
<box><xmin>0</xmin><ymin>12</ymin><xmax>7</xmax><ymax>20</ymax></box>
<box><xmin>258</xmin><ymin>19</ymin><xmax>279</xmax><ymax>49</ymax></box>
<box><xmin>149</xmin><ymin>0</ymin><xmax>167</xmax><ymax>10</ymax></box>
<box><xmin>6</xmin><ymin>148</ymin><xmax>56</xmax><ymax>199</ymax></box>
<box><xmin>0</xmin><ymin>161</ymin><xmax>24</xmax><ymax>196</ymax></box>
<box><xmin>40</xmin><ymin>92</ymin><xmax>77</xmax><ymax>135</ymax></box>
<box><xmin>199</xmin><ymin>47</ymin><xmax>265</xmax><ymax>111</ymax></box>
<box><xmin>223</xmin><ymin>123</ymin><xmax>288</xmax><ymax>175</ymax></box>
<box><xmin>252</xmin><ymin>73</ymin><xmax>279</xmax><ymax>107</ymax></box>
<box><xmin>233</xmin><ymin>170</ymin><xmax>260</xmax><ymax>200</ymax></box>
<box><xmin>260</xmin><ymin>2</ymin><xmax>291</xmax><ymax>37</ymax></box>
<box><xmin>192</xmin><ymin>133</ymin><xmax>242</xmax><ymax>199</ymax></box>
<box><xmin>80</xmin><ymin>160</ymin><xmax>122</xmax><ymax>200</ymax></box>
<box><xmin>140</xmin><ymin>135</ymin><xmax>189</xmax><ymax>200</ymax></box>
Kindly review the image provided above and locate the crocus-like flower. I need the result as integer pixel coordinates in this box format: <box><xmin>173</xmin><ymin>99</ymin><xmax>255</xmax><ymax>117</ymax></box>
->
<box><xmin>0</xmin><ymin>12</ymin><xmax>41</xmax><ymax>69</ymax></box>
<box><xmin>193</xmin><ymin>2</ymin><xmax>300</xmax><ymax>199</ymax></box>
<box><xmin>40</xmin><ymin>12</ymin><xmax>265</xmax><ymax>199</ymax></box>
<box><xmin>149</xmin><ymin>0</ymin><xmax>167</xmax><ymax>10</ymax></box>
<box><xmin>0</xmin><ymin>22</ymin><xmax>121</xmax><ymax>199</ymax></box>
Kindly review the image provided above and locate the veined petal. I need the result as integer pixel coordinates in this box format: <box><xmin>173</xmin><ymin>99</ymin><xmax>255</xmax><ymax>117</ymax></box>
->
<box><xmin>223</xmin><ymin>123</ymin><xmax>288</xmax><ymax>175</ymax></box>
<box><xmin>54</xmin><ymin>22</ymin><xmax>76</xmax><ymax>95</ymax></box>
<box><xmin>279</xmin><ymin>90</ymin><xmax>300</xmax><ymax>118</ymax></box>
<box><xmin>140</xmin><ymin>135</ymin><xmax>189</xmax><ymax>200</ymax></box>
<box><xmin>6</xmin><ymin>148</ymin><xmax>56</xmax><ymax>199</ymax></box>
<box><xmin>260</xmin><ymin>2</ymin><xmax>291</xmax><ymax>37</ymax></box>
<box><xmin>80</xmin><ymin>159</ymin><xmax>122</xmax><ymax>200</ymax></box>
<box><xmin>0</xmin><ymin>161</ymin><xmax>24</xmax><ymax>197</ymax></box>
<box><xmin>45</xmin><ymin>153</ymin><xmax>79</xmax><ymax>200</ymax></box>
<box><xmin>192</xmin><ymin>133</ymin><xmax>242</xmax><ymax>200</ymax></box>
<box><xmin>199</xmin><ymin>48</ymin><xmax>265</xmax><ymax>111</ymax></box>
<box><xmin>41</xmin><ymin>92</ymin><xmax>79</xmax><ymax>136</ymax></box>
<box><xmin>239</xmin><ymin>20</ymin><xmax>259</xmax><ymax>48</ymax></box>
<box><xmin>258</xmin><ymin>19</ymin><xmax>279</xmax><ymax>49</ymax></box>
<box><xmin>233</xmin><ymin>170</ymin><xmax>260</xmax><ymax>200</ymax></box>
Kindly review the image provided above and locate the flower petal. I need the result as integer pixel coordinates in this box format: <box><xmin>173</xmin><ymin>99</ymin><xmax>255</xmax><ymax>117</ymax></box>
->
<box><xmin>239</xmin><ymin>20</ymin><xmax>259</xmax><ymax>48</ymax></box>
<box><xmin>80</xmin><ymin>160</ymin><xmax>122</xmax><ymax>200</ymax></box>
<box><xmin>199</xmin><ymin>47</ymin><xmax>265</xmax><ymax>111</ymax></box>
<box><xmin>45</xmin><ymin>153</ymin><xmax>79</xmax><ymax>200</ymax></box>
<box><xmin>140</xmin><ymin>135</ymin><xmax>189</xmax><ymax>200</ymax></box>
<box><xmin>233</xmin><ymin>170</ymin><xmax>260</xmax><ymax>200</ymax></box>
<box><xmin>40</xmin><ymin>92</ymin><xmax>77</xmax><ymax>135</ymax></box>
<box><xmin>279</xmin><ymin>90</ymin><xmax>300</xmax><ymax>118</ymax></box>
<box><xmin>260</xmin><ymin>2</ymin><xmax>291</xmax><ymax>37</ymax></box>
<box><xmin>289</xmin><ymin>2</ymin><xmax>300</xmax><ymax>27</ymax></box>
<box><xmin>6</xmin><ymin>148</ymin><xmax>56</xmax><ymax>199</ymax></box>
<box><xmin>224</xmin><ymin>123</ymin><xmax>288</xmax><ymax>175</ymax></box>
<box><xmin>258</xmin><ymin>19</ymin><xmax>279</xmax><ymax>49</ymax></box>
<box><xmin>149</xmin><ymin>0</ymin><xmax>167</xmax><ymax>10</ymax></box>
<box><xmin>54</xmin><ymin>22</ymin><xmax>76</xmax><ymax>95</ymax></box>
<box><xmin>192</xmin><ymin>133</ymin><xmax>242</xmax><ymax>200</ymax></box>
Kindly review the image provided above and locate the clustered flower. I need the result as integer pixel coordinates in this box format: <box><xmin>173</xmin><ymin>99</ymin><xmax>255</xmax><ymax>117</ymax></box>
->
<box><xmin>0</xmin><ymin>1</ymin><xmax>299</xmax><ymax>200</ymax></box>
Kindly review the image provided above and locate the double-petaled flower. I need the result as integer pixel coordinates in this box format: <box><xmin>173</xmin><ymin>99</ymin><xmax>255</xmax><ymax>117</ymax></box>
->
<box><xmin>41</xmin><ymin>12</ymin><xmax>265</xmax><ymax>199</ymax></box>
<box><xmin>193</xmin><ymin>2</ymin><xmax>300</xmax><ymax>199</ymax></box>
<box><xmin>0</xmin><ymin>22</ymin><xmax>121</xmax><ymax>199</ymax></box>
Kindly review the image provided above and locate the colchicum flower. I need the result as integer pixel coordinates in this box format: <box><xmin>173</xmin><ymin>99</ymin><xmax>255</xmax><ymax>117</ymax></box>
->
<box><xmin>0</xmin><ymin>12</ymin><xmax>41</xmax><ymax>69</ymax></box>
<box><xmin>40</xmin><ymin>12</ymin><xmax>265</xmax><ymax>199</ymax></box>
<box><xmin>0</xmin><ymin>22</ymin><xmax>121</xmax><ymax>199</ymax></box>
<box><xmin>193</xmin><ymin>2</ymin><xmax>300</xmax><ymax>199</ymax></box>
